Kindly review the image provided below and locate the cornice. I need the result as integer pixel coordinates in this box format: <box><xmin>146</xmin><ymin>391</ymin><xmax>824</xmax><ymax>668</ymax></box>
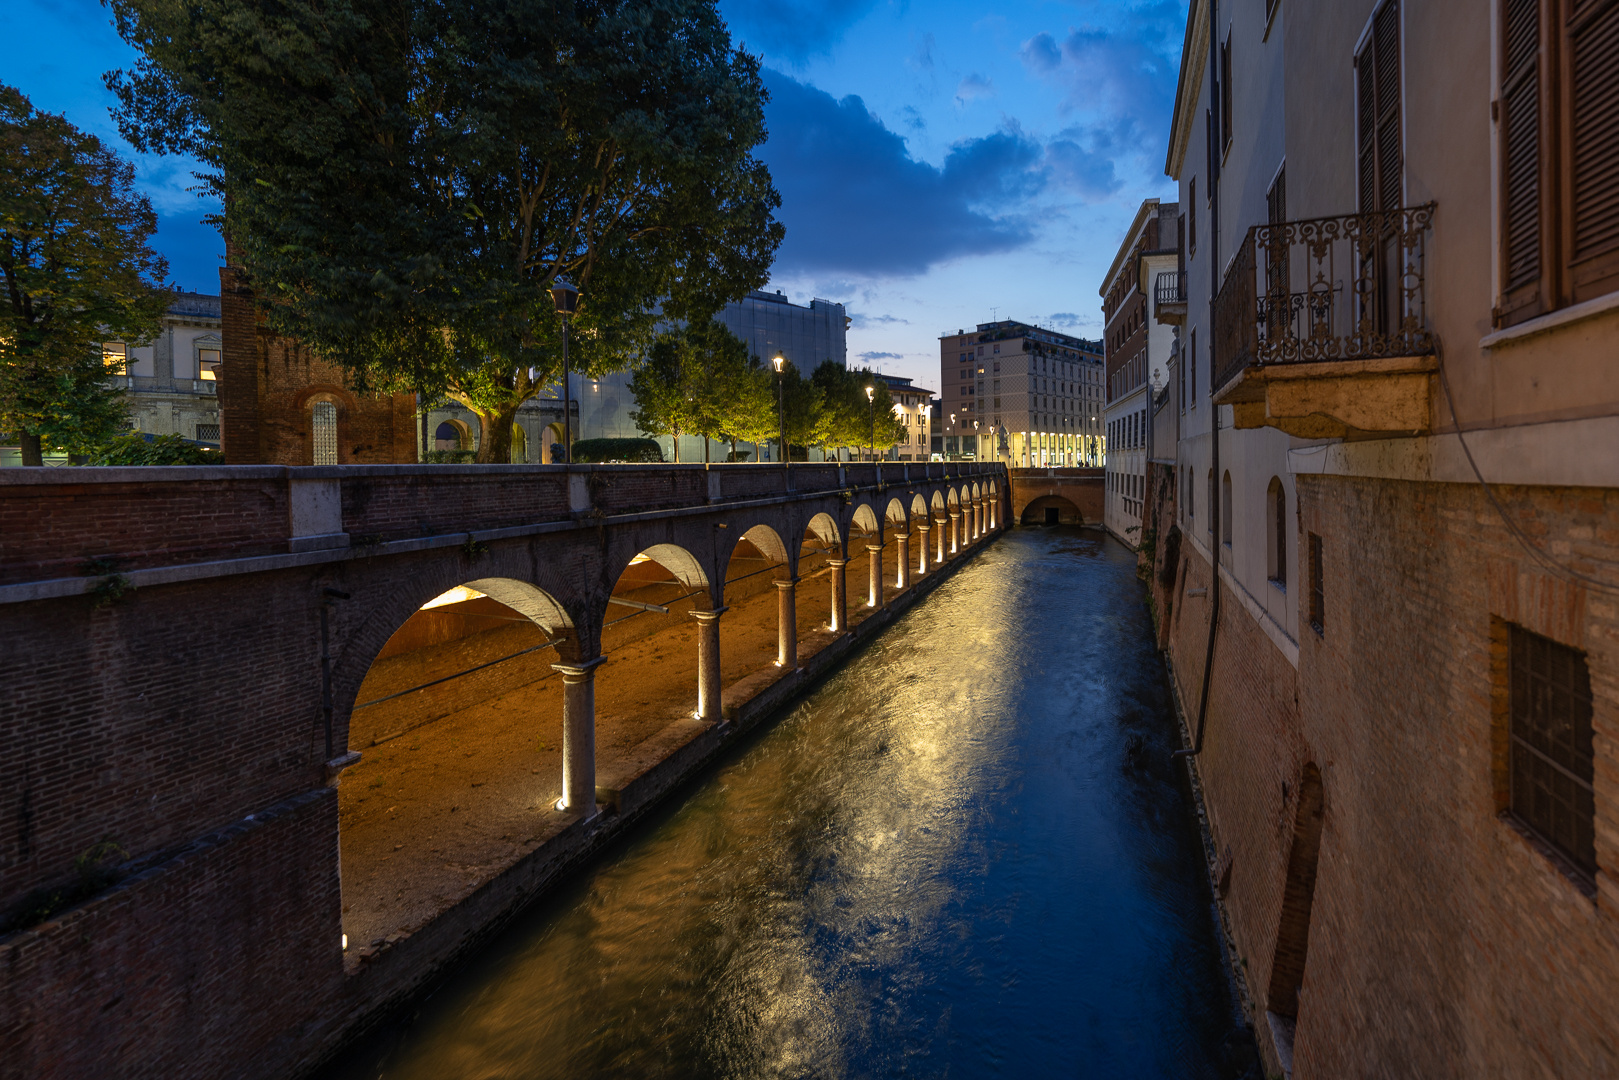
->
<box><xmin>1165</xmin><ymin>0</ymin><xmax>1209</xmax><ymax>181</ymax></box>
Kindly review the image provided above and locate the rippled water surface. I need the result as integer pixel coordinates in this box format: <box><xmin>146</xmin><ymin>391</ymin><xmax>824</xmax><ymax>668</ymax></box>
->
<box><xmin>326</xmin><ymin>528</ymin><xmax>1254</xmax><ymax>1079</ymax></box>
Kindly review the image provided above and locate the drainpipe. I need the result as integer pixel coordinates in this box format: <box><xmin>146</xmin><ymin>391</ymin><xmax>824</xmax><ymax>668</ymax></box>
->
<box><xmin>1175</xmin><ymin>0</ymin><xmax>1222</xmax><ymax>761</ymax></box>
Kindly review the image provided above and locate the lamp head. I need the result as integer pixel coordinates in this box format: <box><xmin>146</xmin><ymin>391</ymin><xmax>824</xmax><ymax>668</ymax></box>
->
<box><xmin>772</xmin><ymin>354</ymin><xmax>785</xmax><ymax>373</ymax></box>
<box><xmin>866</xmin><ymin>385</ymin><xmax>875</xmax><ymax>402</ymax></box>
<box><xmin>550</xmin><ymin>278</ymin><xmax>580</xmax><ymax>316</ymax></box>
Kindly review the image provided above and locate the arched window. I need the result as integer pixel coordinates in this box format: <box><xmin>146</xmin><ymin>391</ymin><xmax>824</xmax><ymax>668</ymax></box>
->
<box><xmin>311</xmin><ymin>401</ymin><xmax>338</xmax><ymax>465</ymax></box>
<box><xmin>510</xmin><ymin>423</ymin><xmax>528</xmax><ymax>464</ymax></box>
<box><xmin>1267</xmin><ymin>477</ymin><xmax>1287</xmax><ymax>588</ymax></box>
<box><xmin>1220</xmin><ymin>471</ymin><xmax>1232</xmax><ymax>546</ymax></box>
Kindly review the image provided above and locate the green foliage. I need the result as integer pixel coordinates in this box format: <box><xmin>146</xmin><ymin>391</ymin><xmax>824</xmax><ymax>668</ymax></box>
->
<box><xmin>424</xmin><ymin>449</ymin><xmax>478</xmax><ymax>464</ymax></box>
<box><xmin>0</xmin><ymin>84</ymin><xmax>168</xmax><ymax>465</ymax></box>
<box><xmin>106</xmin><ymin>0</ymin><xmax>784</xmax><ymax>463</ymax></box>
<box><xmin>571</xmin><ymin>437</ymin><xmax>664</xmax><ymax>463</ymax></box>
<box><xmin>811</xmin><ymin>363</ymin><xmax>907</xmax><ymax>458</ymax></box>
<box><xmin>90</xmin><ymin>432</ymin><xmax>222</xmax><ymax>466</ymax></box>
<box><xmin>81</xmin><ymin>556</ymin><xmax>134</xmax><ymax>607</ymax></box>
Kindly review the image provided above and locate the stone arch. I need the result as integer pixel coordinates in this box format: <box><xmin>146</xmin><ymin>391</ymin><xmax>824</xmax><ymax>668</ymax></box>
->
<box><xmin>884</xmin><ymin>497</ymin><xmax>908</xmax><ymax>529</ymax></box>
<box><xmin>803</xmin><ymin>511</ymin><xmax>841</xmax><ymax>549</ymax></box>
<box><xmin>910</xmin><ymin>493</ymin><xmax>928</xmax><ymax>518</ymax></box>
<box><xmin>1020</xmin><ymin>495</ymin><xmax>1083</xmax><ymax>526</ymax></box>
<box><xmin>735</xmin><ymin>523</ymin><xmax>790</xmax><ymax>565</ymax></box>
<box><xmin>434</xmin><ymin>418</ymin><xmax>473</xmax><ymax>451</ymax></box>
<box><xmin>946</xmin><ymin>487</ymin><xmax>961</xmax><ymax>508</ymax></box>
<box><xmin>624</xmin><ymin>543</ymin><xmax>709</xmax><ymax>590</ymax></box>
<box><xmin>931</xmin><ymin>490</ymin><xmax>947</xmax><ymax>511</ymax></box>
<box><xmin>851</xmin><ymin>502</ymin><xmax>880</xmax><ymax>536</ymax></box>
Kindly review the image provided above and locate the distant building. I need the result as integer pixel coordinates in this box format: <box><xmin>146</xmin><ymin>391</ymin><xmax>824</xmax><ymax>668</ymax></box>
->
<box><xmin>1100</xmin><ymin>198</ymin><xmax>1180</xmax><ymax>547</ymax></box>
<box><xmin>873</xmin><ymin>373</ymin><xmax>931</xmax><ymax>462</ymax></box>
<box><xmin>937</xmin><ymin>321</ymin><xmax>1103</xmax><ymax>465</ymax></box>
<box><xmin>720</xmin><ymin>289</ymin><xmax>848</xmax><ymax>372</ymax></box>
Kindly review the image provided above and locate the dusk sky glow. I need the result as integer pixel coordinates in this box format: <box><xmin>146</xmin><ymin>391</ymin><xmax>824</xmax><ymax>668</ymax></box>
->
<box><xmin>5</xmin><ymin>0</ymin><xmax>1186</xmax><ymax>397</ymax></box>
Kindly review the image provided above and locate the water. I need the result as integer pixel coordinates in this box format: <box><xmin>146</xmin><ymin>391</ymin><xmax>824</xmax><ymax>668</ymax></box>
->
<box><xmin>325</xmin><ymin>528</ymin><xmax>1257</xmax><ymax>1079</ymax></box>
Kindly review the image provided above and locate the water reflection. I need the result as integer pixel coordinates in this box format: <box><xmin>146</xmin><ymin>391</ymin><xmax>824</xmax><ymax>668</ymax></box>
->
<box><xmin>325</xmin><ymin>528</ymin><xmax>1257</xmax><ymax>1079</ymax></box>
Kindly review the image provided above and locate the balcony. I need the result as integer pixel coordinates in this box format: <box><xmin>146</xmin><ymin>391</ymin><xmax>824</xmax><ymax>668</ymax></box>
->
<box><xmin>1211</xmin><ymin>204</ymin><xmax>1436</xmax><ymax>438</ymax></box>
<box><xmin>1154</xmin><ymin>271</ymin><xmax>1187</xmax><ymax>325</ymax></box>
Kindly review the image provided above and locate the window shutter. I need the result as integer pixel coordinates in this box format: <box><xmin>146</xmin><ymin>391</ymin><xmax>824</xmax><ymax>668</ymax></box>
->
<box><xmin>1500</xmin><ymin>0</ymin><xmax>1545</xmax><ymax>323</ymax></box>
<box><xmin>1564</xmin><ymin>0</ymin><xmax>1619</xmax><ymax>302</ymax></box>
<box><xmin>1357</xmin><ymin>3</ymin><xmax>1404</xmax><ymax>213</ymax></box>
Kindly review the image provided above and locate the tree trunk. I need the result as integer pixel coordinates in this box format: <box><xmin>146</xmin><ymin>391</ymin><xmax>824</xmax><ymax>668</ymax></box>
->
<box><xmin>704</xmin><ymin>435</ymin><xmax>710</xmax><ymax>464</ymax></box>
<box><xmin>730</xmin><ymin>436</ymin><xmax>737</xmax><ymax>462</ymax></box>
<box><xmin>471</xmin><ymin>401</ymin><xmax>522</xmax><ymax>464</ymax></box>
<box><xmin>20</xmin><ymin>431</ymin><xmax>44</xmax><ymax>467</ymax></box>
<box><xmin>672</xmin><ymin>428</ymin><xmax>680</xmax><ymax>463</ymax></box>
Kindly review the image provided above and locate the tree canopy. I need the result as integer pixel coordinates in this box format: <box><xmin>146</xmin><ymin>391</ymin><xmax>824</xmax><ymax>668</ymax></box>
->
<box><xmin>0</xmin><ymin>84</ymin><xmax>169</xmax><ymax>464</ymax></box>
<box><xmin>106</xmin><ymin>0</ymin><xmax>784</xmax><ymax>461</ymax></box>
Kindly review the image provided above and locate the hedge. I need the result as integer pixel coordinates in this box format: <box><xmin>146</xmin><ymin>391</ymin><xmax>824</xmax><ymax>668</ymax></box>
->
<box><xmin>571</xmin><ymin>437</ymin><xmax>664</xmax><ymax>463</ymax></box>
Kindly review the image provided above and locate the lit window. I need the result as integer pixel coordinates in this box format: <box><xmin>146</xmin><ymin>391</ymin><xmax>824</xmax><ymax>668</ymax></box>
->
<box><xmin>198</xmin><ymin>348</ymin><xmax>222</xmax><ymax>381</ymax></box>
<box><xmin>102</xmin><ymin>342</ymin><xmax>128</xmax><ymax>375</ymax></box>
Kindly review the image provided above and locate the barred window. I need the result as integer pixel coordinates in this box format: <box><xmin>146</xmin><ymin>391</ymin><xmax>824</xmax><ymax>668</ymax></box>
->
<box><xmin>1509</xmin><ymin>625</ymin><xmax>1596</xmax><ymax>881</ymax></box>
<box><xmin>311</xmin><ymin>401</ymin><xmax>338</xmax><ymax>465</ymax></box>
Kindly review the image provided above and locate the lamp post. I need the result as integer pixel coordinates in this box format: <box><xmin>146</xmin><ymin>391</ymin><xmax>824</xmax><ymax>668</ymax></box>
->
<box><xmin>973</xmin><ymin>418</ymin><xmax>980</xmax><ymax>460</ymax></box>
<box><xmin>865</xmin><ymin>384</ymin><xmax>876</xmax><ymax>462</ymax></box>
<box><xmin>772</xmin><ymin>354</ymin><xmax>787</xmax><ymax>471</ymax></box>
<box><xmin>949</xmin><ymin>412</ymin><xmax>956</xmax><ymax>461</ymax></box>
<box><xmin>550</xmin><ymin>278</ymin><xmax>580</xmax><ymax>464</ymax></box>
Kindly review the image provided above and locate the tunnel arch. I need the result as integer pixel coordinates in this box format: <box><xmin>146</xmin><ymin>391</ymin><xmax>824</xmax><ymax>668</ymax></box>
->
<box><xmin>1020</xmin><ymin>495</ymin><xmax>1084</xmax><ymax>526</ymax></box>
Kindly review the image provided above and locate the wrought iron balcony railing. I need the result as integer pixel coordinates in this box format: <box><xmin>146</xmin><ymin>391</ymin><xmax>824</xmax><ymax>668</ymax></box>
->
<box><xmin>1155</xmin><ymin>271</ymin><xmax>1186</xmax><ymax>307</ymax></box>
<box><xmin>1212</xmin><ymin>204</ymin><xmax>1435</xmax><ymax>394</ymax></box>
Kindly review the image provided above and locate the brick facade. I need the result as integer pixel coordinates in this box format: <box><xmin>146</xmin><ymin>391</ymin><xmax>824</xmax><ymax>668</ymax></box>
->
<box><xmin>218</xmin><ymin>267</ymin><xmax>418</xmax><ymax>465</ymax></box>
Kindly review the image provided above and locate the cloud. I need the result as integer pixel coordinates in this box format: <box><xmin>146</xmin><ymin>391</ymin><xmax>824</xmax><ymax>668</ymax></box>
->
<box><xmin>758</xmin><ymin>69</ymin><xmax>1042</xmax><ymax>276</ymax></box>
<box><xmin>719</xmin><ymin>0</ymin><xmax>879</xmax><ymax>64</ymax></box>
<box><xmin>1020</xmin><ymin>31</ymin><xmax>1063</xmax><ymax>73</ymax></box>
<box><xmin>1043</xmin><ymin>124</ymin><xmax>1124</xmax><ymax>200</ymax></box>
<box><xmin>848</xmin><ymin>312</ymin><xmax>911</xmax><ymax>329</ymax></box>
<box><xmin>859</xmin><ymin>350</ymin><xmax>905</xmax><ymax>361</ymax></box>
<box><xmin>954</xmin><ymin>73</ymin><xmax>995</xmax><ymax>106</ymax></box>
<box><xmin>1048</xmin><ymin>312</ymin><xmax>1083</xmax><ymax>327</ymax></box>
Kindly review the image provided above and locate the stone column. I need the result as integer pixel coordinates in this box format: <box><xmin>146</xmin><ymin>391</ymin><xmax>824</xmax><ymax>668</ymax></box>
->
<box><xmin>774</xmin><ymin>579</ymin><xmax>798</xmax><ymax>668</ymax></box>
<box><xmin>690</xmin><ymin>607</ymin><xmax>726</xmax><ymax>722</ymax></box>
<box><xmin>973</xmin><ymin>498</ymin><xmax>983</xmax><ymax>539</ymax></box>
<box><xmin>988</xmin><ymin>496</ymin><xmax>997</xmax><ymax>531</ymax></box>
<box><xmin>896</xmin><ymin>532</ymin><xmax>911</xmax><ymax>590</ymax></box>
<box><xmin>950</xmin><ymin>510</ymin><xmax>961</xmax><ymax>554</ymax></box>
<box><xmin>936</xmin><ymin>516</ymin><xmax>947</xmax><ymax>564</ymax></box>
<box><xmin>915</xmin><ymin>524</ymin><xmax>930</xmax><ymax>577</ymax></box>
<box><xmin>867</xmin><ymin>543</ymin><xmax>884</xmax><ymax>607</ymax></box>
<box><xmin>828</xmin><ymin>558</ymin><xmax>848</xmax><ymax>632</ymax></box>
<box><xmin>552</xmin><ymin>655</ymin><xmax>607</xmax><ymax>815</ymax></box>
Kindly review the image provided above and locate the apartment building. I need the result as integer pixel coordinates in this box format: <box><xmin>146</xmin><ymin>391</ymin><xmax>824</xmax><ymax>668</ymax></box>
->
<box><xmin>937</xmin><ymin>320</ymin><xmax>1104</xmax><ymax>465</ymax></box>
<box><xmin>1149</xmin><ymin>1</ymin><xmax>1619</xmax><ymax>1076</ymax></box>
<box><xmin>1101</xmin><ymin>199</ymin><xmax>1181</xmax><ymax>547</ymax></box>
<box><xmin>875</xmin><ymin>373</ymin><xmax>932</xmax><ymax>462</ymax></box>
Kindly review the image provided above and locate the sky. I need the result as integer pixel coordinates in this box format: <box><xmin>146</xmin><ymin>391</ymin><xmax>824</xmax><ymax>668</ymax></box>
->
<box><xmin>3</xmin><ymin>0</ymin><xmax>1186</xmax><ymax>398</ymax></box>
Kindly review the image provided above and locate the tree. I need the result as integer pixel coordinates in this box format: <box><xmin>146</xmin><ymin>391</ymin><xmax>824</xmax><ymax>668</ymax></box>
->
<box><xmin>809</xmin><ymin>363</ymin><xmax>905</xmax><ymax>460</ymax></box>
<box><xmin>106</xmin><ymin>0</ymin><xmax>784</xmax><ymax>462</ymax></box>
<box><xmin>628</xmin><ymin>318</ymin><xmax>765</xmax><ymax>463</ymax></box>
<box><xmin>0</xmin><ymin>84</ymin><xmax>168</xmax><ymax>464</ymax></box>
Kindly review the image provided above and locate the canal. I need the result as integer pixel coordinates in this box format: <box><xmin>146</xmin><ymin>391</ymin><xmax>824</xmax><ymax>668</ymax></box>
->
<box><xmin>324</xmin><ymin>527</ymin><xmax>1257</xmax><ymax>1079</ymax></box>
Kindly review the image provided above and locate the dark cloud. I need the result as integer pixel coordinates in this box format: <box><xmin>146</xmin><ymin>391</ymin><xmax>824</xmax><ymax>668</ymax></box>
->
<box><xmin>719</xmin><ymin>0</ymin><xmax>879</xmax><ymax>64</ymax></box>
<box><xmin>759</xmin><ymin>69</ymin><xmax>1041</xmax><ymax>276</ymax></box>
<box><xmin>1044</xmin><ymin>124</ymin><xmax>1124</xmax><ymax>200</ymax></box>
<box><xmin>859</xmin><ymin>350</ymin><xmax>905</xmax><ymax>361</ymax></box>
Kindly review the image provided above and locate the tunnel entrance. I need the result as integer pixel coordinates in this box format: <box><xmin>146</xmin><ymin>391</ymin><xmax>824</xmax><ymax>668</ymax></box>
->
<box><xmin>1045</xmin><ymin>507</ymin><xmax>1059</xmax><ymax>525</ymax></box>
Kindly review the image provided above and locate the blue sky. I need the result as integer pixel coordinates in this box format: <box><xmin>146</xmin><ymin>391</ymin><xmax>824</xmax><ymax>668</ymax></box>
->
<box><xmin>4</xmin><ymin>0</ymin><xmax>1185</xmax><ymax>397</ymax></box>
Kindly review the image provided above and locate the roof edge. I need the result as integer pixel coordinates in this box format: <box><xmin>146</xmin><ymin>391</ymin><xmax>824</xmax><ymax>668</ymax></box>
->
<box><xmin>1165</xmin><ymin>0</ymin><xmax>1210</xmax><ymax>181</ymax></box>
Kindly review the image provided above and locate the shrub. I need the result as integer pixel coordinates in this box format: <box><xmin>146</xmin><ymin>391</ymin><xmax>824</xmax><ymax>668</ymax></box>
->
<box><xmin>424</xmin><ymin>449</ymin><xmax>478</xmax><ymax>464</ymax></box>
<box><xmin>571</xmin><ymin>437</ymin><xmax>663</xmax><ymax>463</ymax></box>
<box><xmin>90</xmin><ymin>432</ymin><xmax>223</xmax><ymax>466</ymax></box>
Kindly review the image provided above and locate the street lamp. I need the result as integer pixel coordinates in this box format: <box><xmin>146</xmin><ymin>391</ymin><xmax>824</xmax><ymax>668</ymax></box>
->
<box><xmin>865</xmin><ymin>384</ymin><xmax>876</xmax><ymax>462</ymax></box>
<box><xmin>972</xmin><ymin>418</ymin><xmax>980</xmax><ymax>462</ymax></box>
<box><xmin>772</xmin><ymin>354</ymin><xmax>787</xmax><ymax>470</ymax></box>
<box><xmin>550</xmin><ymin>278</ymin><xmax>580</xmax><ymax>464</ymax></box>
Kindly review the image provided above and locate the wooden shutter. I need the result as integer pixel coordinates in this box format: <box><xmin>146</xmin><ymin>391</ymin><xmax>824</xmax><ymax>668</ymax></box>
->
<box><xmin>1500</xmin><ymin>0</ymin><xmax>1547</xmax><ymax>324</ymax></box>
<box><xmin>1357</xmin><ymin>2</ymin><xmax>1403</xmax><ymax>213</ymax></box>
<box><xmin>1563</xmin><ymin>0</ymin><xmax>1619</xmax><ymax>303</ymax></box>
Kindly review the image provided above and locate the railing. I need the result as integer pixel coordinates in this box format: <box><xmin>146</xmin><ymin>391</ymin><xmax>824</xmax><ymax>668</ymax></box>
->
<box><xmin>1212</xmin><ymin>204</ymin><xmax>1435</xmax><ymax>393</ymax></box>
<box><xmin>1154</xmin><ymin>271</ymin><xmax>1186</xmax><ymax>307</ymax></box>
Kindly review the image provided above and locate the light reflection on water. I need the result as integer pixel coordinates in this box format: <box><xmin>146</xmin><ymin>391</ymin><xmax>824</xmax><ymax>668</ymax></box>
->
<box><xmin>325</xmin><ymin>528</ymin><xmax>1257</xmax><ymax>1079</ymax></box>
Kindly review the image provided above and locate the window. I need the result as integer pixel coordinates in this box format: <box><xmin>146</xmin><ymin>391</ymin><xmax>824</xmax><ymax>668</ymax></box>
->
<box><xmin>1189</xmin><ymin>178</ymin><xmax>1198</xmax><ymax>255</ymax></box>
<box><xmin>1508</xmin><ymin>625</ymin><xmax>1596</xmax><ymax>881</ymax></box>
<box><xmin>198</xmin><ymin>348</ymin><xmax>222</xmax><ymax>381</ymax></box>
<box><xmin>1220</xmin><ymin>471</ymin><xmax>1232</xmax><ymax>546</ymax></box>
<box><xmin>1190</xmin><ymin>328</ymin><xmax>1198</xmax><ymax>404</ymax></box>
<box><xmin>1308</xmin><ymin>533</ymin><xmax>1325</xmax><ymax>633</ymax></box>
<box><xmin>1267</xmin><ymin>478</ymin><xmax>1287</xmax><ymax>588</ymax></box>
<box><xmin>1220</xmin><ymin>34</ymin><xmax>1233</xmax><ymax>154</ymax></box>
<box><xmin>1356</xmin><ymin>1</ymin><xmax>1403</xmax><ymax>213</ymax></box>
<box><xmin>312</xmin><ymin>401</ymin><xmax>338</xmax><ymax>465</ymax></box>
<box><xmin>1498</xmin><ymin>0</ymin><xmax>1619</xmax><ymax>327</ymax></box>
<box><xmin>196</xmin><ymin>423</ymin><xmax>220</xmax><ymax>442</ymax></box>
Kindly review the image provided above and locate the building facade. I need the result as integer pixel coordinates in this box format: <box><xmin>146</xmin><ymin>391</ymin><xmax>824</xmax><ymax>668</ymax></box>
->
<box><xmin>1101</xmin><ymin>200</ymin><xmax>1181</xmax><ymax>547</ymax></box>
<box><xmin>937</xmin><ymin>320</ymin><xmax>1104</xmax><ymax>466</ymax></box>
<box><xmin>874</xmin><ymin>373</ymin><xmax>932</xmax><ymax>462</ymax></box>
<box><xmin>1149</xmin><ymin>1</ymin><xmax>1619</xmax><ymax>1077</ymax></box>
<box><xmin>107</xmin><ymin>292</ymin><xmax>226</xmax><ymax>447</ymax></box>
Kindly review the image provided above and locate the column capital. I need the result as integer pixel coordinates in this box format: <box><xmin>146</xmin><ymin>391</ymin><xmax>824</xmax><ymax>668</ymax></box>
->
<box><xmin>827</xmin><ymin>557</ymin><xmax>849</xmax><ymax>568</ymax></box>
<box><xmin>866</xmin><ymin>542</ymin><xmax>884</xmax><ymax>553</ymax></box>
<box><xmin>688</xmin><ymin>606</ymin><xmax>730</xmax><ymax>623</ymax></box>
<box><xmin>915</xmin><ymin>522</ymin><xmax>931</xmax><ymax>532</ymax></box>
<box><xmin>773</xmin><ymin>577</ymin><xmax>800</xmax><ymax>589</ymax></box>
<box><xmin>552</xmin><ymin>655</ymin><xmax>608</xmax><ymax>678</ymax></box>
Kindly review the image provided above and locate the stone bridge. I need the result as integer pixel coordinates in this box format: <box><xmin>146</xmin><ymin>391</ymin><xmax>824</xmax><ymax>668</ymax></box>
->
<box><xmin>0</xmin><ymin>459</ymin><xmax>1006</xmax><ymax>1080</ymax></box>
<box><xmin>1008</xmin><ymin>466</ymin><xmax>1104</xmax><ymax>525</ymax></box>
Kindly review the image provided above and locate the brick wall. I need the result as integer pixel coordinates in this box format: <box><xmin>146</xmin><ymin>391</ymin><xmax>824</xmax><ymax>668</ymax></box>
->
<box><xmin>1287</xmin><ymin>476</ymin><xmax>1619</xmax><ymax>1078</ymax></box>
<box><xmin>218</xmin><ymin>266</ymin><xmax>417</xmax><ymax>466</ymax></box>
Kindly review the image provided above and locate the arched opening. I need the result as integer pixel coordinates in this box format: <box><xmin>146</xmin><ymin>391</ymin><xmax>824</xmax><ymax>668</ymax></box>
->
<box><xmin>930</xmin><ymin>490</ymin><xmax>949</xmax><ymax>567</ymax></box>
<box><xmin>434</xmin><ymin>418</ymin><xmax>471</xmax><ymax>452</ymax></box>
<box><xmin>540</xmin><ymin>423</ymin><xmax>565</xmax><ymax>464</ymax></box>
<box><xmin>910</xmin><ymin>494</ymin><xmax>930</xmax><ymax>578</ymax></box>
<box><xmin>1220</xmin><ymin>471</ymin><xmax>1233</xmax><ymax>547</ymax></box>
<box><xmin>510</xmin><ymin>423</ymin><xmax>528</xmax><ymax>464</ymax></box>
<box><xmin>1266</xmin><ymin>477</ymin><xmax>1287</xmax><ymax>588</ymax></box>
<box><xmin>1266</xmin><ymin>763</ymin><xmax>1325</xmax><ymax>1060</ymax></box>
<box><xmin>946</xmin><ymin>488</ymin><xmax>962</xmax><ymax>555</ymax></box>
<box><xmin>713</xmin><ymin>524</ymin><xmax>799</xmax><ymax>689</ymax></box>
<box><xmin>884</xmin><ymin>498</ymin><xmax>909</xmax><ymax>591</ymax></box>
<box><xmin>596</xmin><ymin>544</ymin><xmax>719</xmax><ymax>739</ymax></box>
<box><xmin>849</xmin><ymin>503</ymin><xmax>883</xmax><ymax>613</ymax></box>
<box><xmin>339</xmin><ymin>578</ymin><xmax>574</xmax><ymax>959</ymax></box>
<box><xmin>795</xmin><ymin>512</ymin><xmax>844</xmax><ymax>636</ymax></box>
<box><xmin>1020</xmin><ymin>495</ymin><xmax>1083</xmax><ymax>526</ymax></box>
<box><xmin>311</xmin><ymin>400</ymin><xmax>339</xmax><ymax>465</ymax></box>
